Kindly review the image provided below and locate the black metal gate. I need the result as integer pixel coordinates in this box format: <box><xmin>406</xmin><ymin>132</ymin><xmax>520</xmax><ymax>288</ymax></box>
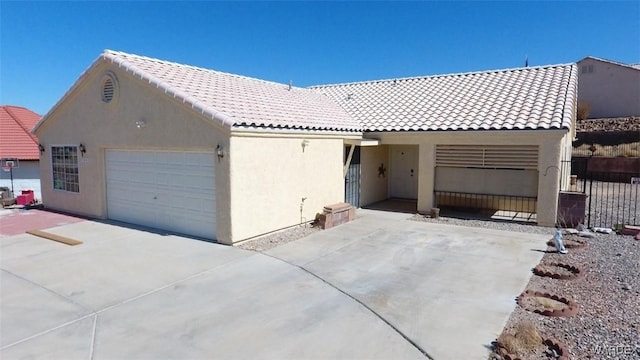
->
<box><xmin>344</xmin><ymin>146</ymin><xmax>361</xmax><ymax>207</ymax></box>
<box><xmin>572</xmin><ymin>157</ymin><xmax>640</xmax><ymax>228</ymax></box>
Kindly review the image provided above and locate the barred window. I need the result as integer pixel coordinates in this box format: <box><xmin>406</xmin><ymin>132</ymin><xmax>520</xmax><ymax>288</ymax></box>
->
<box><xmin>52</xmin><ymin>146</ymin><xmax>79</xmax><ymax>193</ymax></box>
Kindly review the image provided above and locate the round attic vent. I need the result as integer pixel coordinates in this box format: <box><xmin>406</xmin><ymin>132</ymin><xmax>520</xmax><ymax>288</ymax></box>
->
<box><xmin>101</xmin><ymin>73</ymin><xmax>117</xmax><ymax>103</ymax></box>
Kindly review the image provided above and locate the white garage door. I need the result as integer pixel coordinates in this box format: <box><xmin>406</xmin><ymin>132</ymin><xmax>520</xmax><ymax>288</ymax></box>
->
<box><xmin>105</xmin><ymin>150</ymin><xmax>216</xmax><ymax>240</ymax></box>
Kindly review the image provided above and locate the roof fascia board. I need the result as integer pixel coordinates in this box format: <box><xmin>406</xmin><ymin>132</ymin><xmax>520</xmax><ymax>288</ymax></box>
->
<box><xmin>230</xmin><ymin>127</ymin><xmax>363</xmax><ymax>140</ymax></box>
<box><xmin>578</xmin><ymin>56</ymin><xmax>640</xmax><ymax>72</ymax></box>
<box><xmin>344</xmin><ymin>139</ymin><xmax>380</xmax><ymax>146</ymax></box>
<box><xmin>365</xmin><ymin>128</ymin><xmax>569</xmax><ymax>138</ymax></box>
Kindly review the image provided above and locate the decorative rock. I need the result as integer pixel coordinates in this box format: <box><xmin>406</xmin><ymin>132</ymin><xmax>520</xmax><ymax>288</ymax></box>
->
<box><xmin>593</xmin><ymin>227</ymin><xmax>613</xmax><ymax>234</ymax></box>
<box><xmin>622</xmin><ymin>283</ymin><xmax>631</xmax><ymax>291</ymax></box>
<box><xmin>636</xmin><ymin>233</ymin><xmax>640</xmax><ymax>241</ymax></box>
<box><xmin>576</xmin><ymin>223</ymin><xmax>586</xmax><ymax>231</ymax></box>
<box><xmin>621</xmin><ymin>225</ymin><xmax>640</xmax><ymax>236</ymax></box>
<box><xmin>577</xmin><ymin>231</ymin><xmax>595</xmax><ymax>238</ymax></box>
<box><xmin>543</xmin><ymin>337</ymin><xmax>571</xmax><ymax>360</ymax></box>
<box><xmin>563</xmin><ymin>228</ymin><xmax>579</xmax><ymax>235</ymax></box>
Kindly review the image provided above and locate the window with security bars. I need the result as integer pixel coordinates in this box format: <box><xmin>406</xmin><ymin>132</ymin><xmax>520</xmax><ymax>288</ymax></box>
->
<box><xmin>52</xmin><ymin>146</ymin><xmax>79</xmax><ymax>192</ymax></box>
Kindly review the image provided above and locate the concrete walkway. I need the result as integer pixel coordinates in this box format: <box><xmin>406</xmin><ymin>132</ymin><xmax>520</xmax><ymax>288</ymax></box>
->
<box><xmin>266</xmin><ymin>209</ymin><xmax>549</xmax><ymax>359</ymax></box>
<box><xmin>0</xmin><ymin>210</ymin><xmax>548</xmax><ymax>359</ymax></box>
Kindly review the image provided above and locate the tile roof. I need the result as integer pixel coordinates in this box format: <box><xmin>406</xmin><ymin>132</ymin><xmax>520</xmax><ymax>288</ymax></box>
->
<box><xmin>579</xmin><ymin>56</ymin><xmax>640</xmax><ymax>72</ymax></box>
<box><xmin>311</xmin><ymin>64</ymin><xmax>577</xmax><ymax>132</ymax></box>
<box><xmin>0</xmin><ymin>105</ymin><xmax>40</xmax><ymax>160</ymax></box>
<box><xmin>101</xmin><ymin>50</ymin><xmax>361</xmax><ymax>132</ymax></box>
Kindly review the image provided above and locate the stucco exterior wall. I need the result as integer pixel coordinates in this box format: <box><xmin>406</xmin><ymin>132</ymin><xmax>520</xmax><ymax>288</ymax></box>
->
<box><xmin>34</xmin><ymin>62</ymin><xmax>232</xmax><ymax>241</ymax></box>
<box><xmin>578</xmin><ymin>58</ymin><xmax>640</xmax><ymax>118</ymax></box>
<box><xmin>228</xmin><ymin>134</ymin><xmax>345</xmax><ymax>242</ymax></box>
<box><xmin>366</xmin><ymin>129</ymin><xmax>568</xmax><ymax>226</ymax></box>
<box><xmin>360</xmin><ymin>145</ymin><xmax>389</xmax><ymax>206</ymax></box>
<box><xmin>0</xmin><ymin>161</ymin><xmax>41</xmax><ymax>200</ymax></box>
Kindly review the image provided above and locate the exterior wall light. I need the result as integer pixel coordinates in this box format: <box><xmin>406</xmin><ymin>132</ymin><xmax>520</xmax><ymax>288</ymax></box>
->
<box><xmin>79</xmin><ymin>143</ymin><xmax>86</xmax><ymax>157</ymax></box>
<box><xmin>216</xmin><ymin>144</ymin><xmax>225</xmax><ymax>160</ymax></box>
<box><xmin>301</xmin><ymin>139</ymin><xmax>310</xmax><ymax>152</ymax></box>
<box><xmin>39</xmin><ymin>144</ymin><xmax>45</xmax><ymax>154</ymax></box>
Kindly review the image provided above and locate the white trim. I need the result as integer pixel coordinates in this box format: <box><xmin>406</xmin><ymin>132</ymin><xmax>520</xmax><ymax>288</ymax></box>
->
<box><xmin>344</xmin><ymin>139</ymin><xmax>379</xmax><ymax>146</ymax></box>
<box><xmin>230</xmin><ymin>127</ymin><xmax>363</xmax><ymax>139</ymax></box>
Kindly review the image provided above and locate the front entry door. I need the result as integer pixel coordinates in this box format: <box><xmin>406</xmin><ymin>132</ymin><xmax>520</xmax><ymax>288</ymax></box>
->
<box><xmin>344</xmin><ymin>146</ymin><xmax>361</xmax><ymax>207</ymax></box>
<box><xmin>390</xmin><ymin>145</ymin><xmax>418</xmax><ymax>199</ymax></box>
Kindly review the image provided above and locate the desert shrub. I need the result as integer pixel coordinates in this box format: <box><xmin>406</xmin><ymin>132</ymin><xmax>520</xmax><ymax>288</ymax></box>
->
<box><xmin>577</xmin><ymin>101</ymin><xmax>590</xmax><ymax>120</ymax></box>
<box><xmin>497</xmin><ymin>321</ymin><xmax>543</xmax><ymax>356</ymax></box>
<box><xmin>514</xmin><ymin>321</ymin><xmax>543</xmax><ymax>350</ymax></box>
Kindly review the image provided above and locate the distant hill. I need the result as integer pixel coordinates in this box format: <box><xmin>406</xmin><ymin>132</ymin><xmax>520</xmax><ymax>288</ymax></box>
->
<box><xmin>576</xmin><ymin>116</ymin><xmax>640</xmax><ymax>132</ymax></box>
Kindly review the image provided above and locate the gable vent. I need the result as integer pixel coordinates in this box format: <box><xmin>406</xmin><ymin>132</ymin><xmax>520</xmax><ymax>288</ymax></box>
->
<box><xmin>436</xmin><ymin>145</ymin><xmax>539</xmax><ymax>170</ymax></box>
<box><xmin>101</xmin><ymin>74</ymin><xmax>116</xmax><ymax>103</ymax></box>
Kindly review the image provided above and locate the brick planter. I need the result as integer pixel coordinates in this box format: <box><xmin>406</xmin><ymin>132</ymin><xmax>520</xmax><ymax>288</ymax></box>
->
<box><xmin>317</xmin><ymin>203</ymin><xmax>355</xmax><ymax>229</ymax></box>
<box><xmin>517</xmin><ymin>290</ymin><xmax>579</xmax><ymax>317</ymax></box>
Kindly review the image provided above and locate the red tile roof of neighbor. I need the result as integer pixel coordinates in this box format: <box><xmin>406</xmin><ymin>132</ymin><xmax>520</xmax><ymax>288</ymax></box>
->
<box><xmin>0</xmin><ymin>105</ymin><xmax>41</xmax><ymax>160</ymax></box>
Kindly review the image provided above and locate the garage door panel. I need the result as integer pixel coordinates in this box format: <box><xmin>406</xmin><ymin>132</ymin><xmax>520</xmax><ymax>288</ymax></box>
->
<box><xmin>105</xmin><ymin>150</ymin><xmax>216</xmax><ymax>240</ymax></box>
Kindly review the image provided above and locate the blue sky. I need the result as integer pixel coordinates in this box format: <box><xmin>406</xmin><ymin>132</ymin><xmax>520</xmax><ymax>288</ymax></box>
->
<box><xmin>1</xmin><ymin>1</ymin><xmax>639</xmax><ymax>116</ymax></box>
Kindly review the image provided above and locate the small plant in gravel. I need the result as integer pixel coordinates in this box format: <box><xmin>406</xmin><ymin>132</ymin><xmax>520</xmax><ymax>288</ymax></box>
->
<box><xmin>530</xmin><ymin>296</ymin><xmax>566</xmax><ymax>311</ymax></box>
<box><xmin>496</xmin><ymin>321</ymin><xmax>543</xmax><ymax>357</ymax></box>
<box><xmin>517</xmin><ymin>290</ymin><xmax>579</xmax><ymax>317</ymax></box>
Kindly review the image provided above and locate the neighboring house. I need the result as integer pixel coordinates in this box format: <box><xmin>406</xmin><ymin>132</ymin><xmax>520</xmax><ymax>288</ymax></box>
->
<box><xmin>577</xmin><ymin>56</ymin><xmax>640</xmax><ymax>118</ymax></box>
<box><xmin>33</xmin><ymin>50</ymin><xmax>577</xmax><ymax>244</ymax></box>
<box><xmin>0</xmin><ymin>105</ymin><xmax>42</xmax><ymax>200</ymax></box>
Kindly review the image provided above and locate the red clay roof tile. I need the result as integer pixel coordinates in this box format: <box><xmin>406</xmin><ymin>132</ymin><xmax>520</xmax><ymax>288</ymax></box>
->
<box><xmin>0</xmin><ymin>105</ymin><xmax>41</xmax><ymax>160</ymax></box>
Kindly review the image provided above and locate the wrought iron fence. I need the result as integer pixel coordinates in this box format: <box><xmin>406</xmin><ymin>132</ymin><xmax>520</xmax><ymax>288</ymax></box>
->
<box><xmin>570</xmin><ymin>156</ymin><xmax>640</xmax><ymax>227</ymax></box>
<box><xmin>577</xmin><ymin>174</ymin><xmax>640</xmax><ymax>228</ymax></box>
<box><xmin>434</xmin><ymin>191</ymin><xmax>537</xmax><ymax>222</ymax></box>
<box><xmin>570</xmin><ymin>128</ymin><xmax>640</xmax><ymax>227</ymax></box>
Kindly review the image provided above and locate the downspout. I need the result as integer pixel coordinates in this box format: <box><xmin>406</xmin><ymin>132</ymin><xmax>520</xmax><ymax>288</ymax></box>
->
<box><xmin>300</xmin><ymin>197</ymin><xmax>307</xmax><ymax>224</ymax></box>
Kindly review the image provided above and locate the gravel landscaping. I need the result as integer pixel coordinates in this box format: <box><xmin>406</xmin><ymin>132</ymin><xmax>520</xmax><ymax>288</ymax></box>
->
<box><xmin>575</xmin><ymin>116</ymin><xmax>640</xmax><ymax>132</ymax></box>
<box><xmin>411</xmin><ymin>212</ymin><xmax>553</xmax><ymax>235</ymax></box>
<box><xmin>236</xmin><ymin>223</ymin><xmax>320</xmax><ymax>252</ymax></box>
<box><xmin>412</xmin><ymin>213</ymin><xmax>640</xmax><ymax>359</ymax></box>
<box><xmin>489</xmin><ymin>231</ymin><xmax>639</xmax><ymax>359</ymax></box>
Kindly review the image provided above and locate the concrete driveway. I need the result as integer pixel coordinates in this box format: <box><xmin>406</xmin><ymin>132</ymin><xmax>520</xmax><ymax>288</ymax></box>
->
<box><xmin>266</xmin><ymin>210</ymin><xmax>549</xmax><ymax>359</ymax></box>
<box><xmin>0</xmin><ymin>209</ymin><xmax>547</xmax><ymax>359</ymax></box>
